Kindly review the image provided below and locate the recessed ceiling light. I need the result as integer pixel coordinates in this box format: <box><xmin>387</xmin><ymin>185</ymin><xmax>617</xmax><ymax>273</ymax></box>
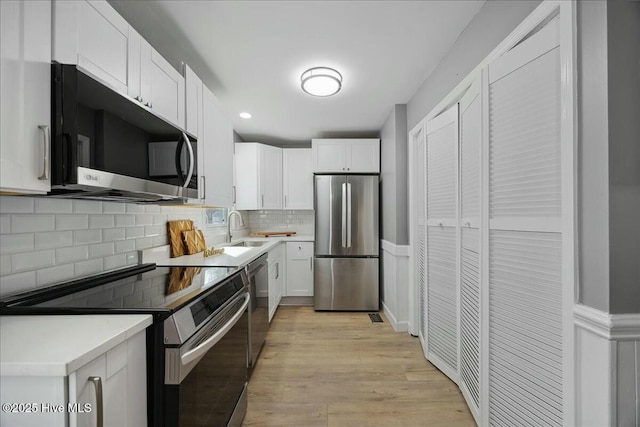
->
<box><xmin>301</xmin><ymin>67</ymin><xmax>342</xmax><ymax>97</ymax></box>
<box><xmin>239</xmin><ymin>112</ymin><xmax>252</xmax><ymax>119</ymax></box>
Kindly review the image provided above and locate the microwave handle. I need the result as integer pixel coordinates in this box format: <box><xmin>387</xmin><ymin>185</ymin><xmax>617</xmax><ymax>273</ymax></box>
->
<box><xmin>181</xmin><ymin>132</ymin><xmax>195</xmax><ymax>188</ymax></box>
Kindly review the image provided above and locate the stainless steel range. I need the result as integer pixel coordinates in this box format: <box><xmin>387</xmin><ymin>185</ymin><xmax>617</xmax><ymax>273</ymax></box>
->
<box><xmin>0</xmin><ymin>264</ymin><xmax>249</xmax><ymax>427</ymax></box>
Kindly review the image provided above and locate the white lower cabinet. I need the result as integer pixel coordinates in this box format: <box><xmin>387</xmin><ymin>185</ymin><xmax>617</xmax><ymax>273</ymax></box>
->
<box><xmin>0</xmin><ymin>328</ymin><xmax>147</xmax><ymax>427</ymax></box>
<box><xmin>267</xmin><ymin>243</ymin><xmax>284</xmax><ymax>321</ymax></box>
<box><xmin>285</xmin><ymin>242</ymin><xmax>314</xmax><ymax>297</ymax></box>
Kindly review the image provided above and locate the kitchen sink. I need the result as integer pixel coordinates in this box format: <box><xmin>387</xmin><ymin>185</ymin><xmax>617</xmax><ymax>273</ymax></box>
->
<box><xmin>228</xmin><ymin>241</ymin><xmax>267</xmax><ymax>248</ymax></box>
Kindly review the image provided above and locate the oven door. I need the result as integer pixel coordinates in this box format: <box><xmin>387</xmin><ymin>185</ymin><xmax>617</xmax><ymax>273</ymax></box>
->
<box><xmin>164</xmin><ymin>292</ymin><xmax>249</xmax><ymax>426</ymax></box>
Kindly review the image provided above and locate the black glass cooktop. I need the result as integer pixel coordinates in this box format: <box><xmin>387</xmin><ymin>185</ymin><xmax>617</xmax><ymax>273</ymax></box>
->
<box><xmin>0</xmin><ymin>264</ymin><xmax>239</xmax><ymax>316</ymax></box>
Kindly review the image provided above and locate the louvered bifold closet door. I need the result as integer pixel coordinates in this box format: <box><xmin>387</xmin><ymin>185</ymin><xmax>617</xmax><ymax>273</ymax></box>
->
<box><xmin>425</xmin><ymin>104</ymin><xmax>459</xmax><ymax>382</ymax></box>
<box><xmin>411</xmin><ymin>126</ymin><xmax>428</xmax><ymax>350</ymax></box>
<box><xmin>486</xmin><ymin>18</ymin><xmax>563</xmax><ymax>427</ymax></box>
<box><xmin>459</xmin><ymin>80</ymin><xmax>481</xmax><ymax>423</ymax></box>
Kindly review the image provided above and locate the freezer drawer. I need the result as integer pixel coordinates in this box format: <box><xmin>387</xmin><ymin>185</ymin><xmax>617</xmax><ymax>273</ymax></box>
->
<box><xmin>314</xmin><ymin>257</ymin><xmax>379</xmax><ymax>311</ymax></box>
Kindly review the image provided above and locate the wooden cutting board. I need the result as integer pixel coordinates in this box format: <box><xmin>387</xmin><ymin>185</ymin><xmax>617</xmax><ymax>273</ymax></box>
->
<box><xmin>250</xmin><ymin>231</ymin><xmax>297</xmax><ymax>237</ymax></box>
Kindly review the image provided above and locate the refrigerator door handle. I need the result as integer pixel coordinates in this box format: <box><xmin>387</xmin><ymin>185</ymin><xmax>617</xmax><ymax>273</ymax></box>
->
<box><xmin>347</xmin><ymin>182</ymin><xmax>352</xmax><ymax>248</ymax></box>
<box><xmin>341</xmin><ymin>182</ymin><xmax>347</xmax><ymax>247</ymax></box>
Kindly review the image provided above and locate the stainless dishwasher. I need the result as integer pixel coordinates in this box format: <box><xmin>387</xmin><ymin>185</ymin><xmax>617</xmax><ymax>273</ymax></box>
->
<box><xmin>246</xmin><ymin>253</ymin><xmax>269</xmax><ymax>373</ymax></box>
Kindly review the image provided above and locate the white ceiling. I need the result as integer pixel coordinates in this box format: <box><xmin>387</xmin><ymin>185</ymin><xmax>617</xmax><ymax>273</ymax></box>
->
<box><xmin>109</xmin><ymin>1</ymin><xmax>485</xmax><ymax>146</ymax></box>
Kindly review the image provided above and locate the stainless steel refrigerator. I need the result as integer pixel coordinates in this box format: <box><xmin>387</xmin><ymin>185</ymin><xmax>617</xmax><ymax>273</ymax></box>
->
<box><xmin>314</xmin><ymin>174</ymin><xmax>379</xmax><ymax>311</ymax></box>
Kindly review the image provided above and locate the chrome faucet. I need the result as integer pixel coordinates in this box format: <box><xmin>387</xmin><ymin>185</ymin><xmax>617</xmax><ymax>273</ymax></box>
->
<box><xmin>226</xmin><ymin>210</ymin><xmax>243</xmax><ymax>243</ymax></box>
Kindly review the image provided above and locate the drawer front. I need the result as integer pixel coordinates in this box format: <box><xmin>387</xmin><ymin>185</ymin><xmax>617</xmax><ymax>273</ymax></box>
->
<box><xmin>287</xmin><ymin>242</ymin><xmax>313</xmax><ymax>260</ymax></box>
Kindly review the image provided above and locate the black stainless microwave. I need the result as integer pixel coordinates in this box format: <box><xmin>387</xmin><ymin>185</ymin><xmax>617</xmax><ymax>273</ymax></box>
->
<box><xmin>49</xmin><ymin>63</ymin><xmax>198</xmax><ymax>203</ymax></box>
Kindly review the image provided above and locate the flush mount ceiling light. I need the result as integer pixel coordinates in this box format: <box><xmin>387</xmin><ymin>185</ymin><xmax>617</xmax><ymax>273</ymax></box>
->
<box><xmin>239</xmin><ymin>112</ymin><xmax>252</xmax><ymax>119</ymax></box>
<box><xmin>301</xmin><ymin>67</ymin><xmax>342</xmax><ymax>97</ymax></box>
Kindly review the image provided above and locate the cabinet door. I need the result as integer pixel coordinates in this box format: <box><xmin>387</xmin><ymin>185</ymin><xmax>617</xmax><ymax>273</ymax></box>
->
<box><xmin>486</xmin><ymin>18</ymin><xmax>564</xmax><ymax>427</ymax></box>
<box><xmin>346</xmin><ymin>139</ymin><xmax>380</xmax><ymax>172</ymax></box>
<box><xmin>0</xmin><ymin>0</ymin><xmax>51</xmax><ymax>194</ymax></box>
<box><xmin>458</xmin><ymin>79</ymin><xmax>481</xmax><ymax>423</ymax></box>
<box><xmin>425</xmin><ymin>103</ymin><xmax>459</xmax><ymax>383</ymax></box>
<box><xmin>283</xmin><ymin>149</ymin><xmax>313</xmax><ymax>209</ymax></box>
<box><xmin>53</xmin><ymin>0</ymin><xmax>131</xmax><ymax>95</ymax></box>
<box><xmin>285</xmin><ymin>242</ymin><xmax>314</xmax><ymax>296</ymax></box>
<box><xmin>259</xmin><ymin>145</ymin><xmax>283</xmax><ymax>209</ymax></box>
<box><xmin>69</xmin><ymin>331</ymin><xmax>146</xmax><ymax>427</ymax></box>
<box><xmin>147</xmin><ymin>48</ymin><xmax>185</xmax><ymax>129</ymax></box>
<box><xmin>203</xmin><ymin>86</ymin><xmax>234</xmax><ymax>207</ymax></box>
<box><xmin>312</xmin><ymin>139</ymin><xmax>346</xmax><ymax>172</ymax></box>
<box><xmin>185</xmin><ymin>65</ymin><xmax>204</xmax><ymax>202</ymax></box>
<box><xmin>268</xmin><ymin>256</ymin><xmax>283</xmax><ymax>321</ymax></box>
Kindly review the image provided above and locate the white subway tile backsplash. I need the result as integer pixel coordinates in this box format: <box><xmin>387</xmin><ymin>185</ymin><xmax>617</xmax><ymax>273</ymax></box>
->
<box><xmin>75</xmin><ymin>258</ymin><xmax>103</xmax><ymax>277</ymax></box>
<box><xmin>35</xmin><ymin>198</ymin><xmax>73</xmax><ymax>214</ymax></box>
<box><xmin>12</xmin><ymin>214</ymin><xmax>55</xmax><ymax>233</ymax></box>
<box><xmin>135</xmin><ymin>214</ymin><xmax>153</xmax><ymax>226</ymax></box>
<box><xmin>1</xmin><ymin>255</ymin><xmax>11</xmax><ymax>275</ymax></box>
<box><xmin>135</xmin><ymin>237</ymin><xmax>153</xmax><ymax>251</ymax></box>
<box><xmin>0</xmin><ymin>215</ymin><xmax>10</xmax><ymax>234</ymax></box>
<box><xmin>89</xmin><ymin>242</ymin><xmax>115</xmax><ymax>258</ymax></box>
<box><xmin>115</xmin><ymin>240</ymin><xmax>135</xmax><ymax>254</ymax></box>
<box><xmin>144</xmin><ymin>225</ymin><xmax>162</xmax><ymax>237</ymax></box>
<box><xmin>0</xmin><ymin>271</ymin><xmax>36</xmax><ymax>297</ymax></box>
<box><xmin>103</xmin><ymin>228</ymin><xmax>126</xmax><ymax>242</ymax></box>
<box><xmin>104</xmin><ymin>254</ymin><xmax>127</xmax><ymax>271</ymax></box>
<box><xmin>152</xmin><ymin>214</ymin><xmax>167</xmax><ymax>225</ymax></box>
<box><xmin>126</xmin><ymin>204</ymin><xmax>145</xmax><ymax>214</ymax></box>
<box><xmin>145</xmin><ymin>205</ymin><xmax>161</xmax><ymax>213</ymax></box>
<box><xmin>56</xmin><ymin>214</ymin><xmax>88</xmax><ymax>231</ymax></box>
<box><xmin>1</xmin><ymin>233</ymin><xmax>34</xmax><ymax>254</ymax></box>
<box><xmin>56</xmin><ymin>245</ymin><xmax>89</xmax><ymax>263</ymax></box>
<box><xmin>72</xmin><ymin>200</ymin><xmax>102</xmax><ymax>214</ymax></box>
<box><xmin>126</xmin><ymin>227</ymin><xmax>144</xmax><ymax>239</ymax></box>
<box><xmin>102</xmin><ymin>202</ymin><xmax>126</xmax><ymax>214</ymax></box>
<box><xmin>0</xmin><ymin>197</ymin><xmax>34</xmax><ymax>214</ymax></box>
<box><xmin>36</xmin><ymin>264</ymin><xmax>74</xmax><ymax>286</ymax></box>
<box><xmin>88</xmin><ymin>214</ymin><xmax>115</xmax><ymax>229</ymax></box>
<box><xmin>35</xmin><ymin>231</ymin><xmax>73</xmax><ymax>250</ymax></box>
<box><xmin>152</xmin><ymin>235</ymin><xmax>169</xmax><ymax>246</ymax></box>
<box><xmin>126</xmin><ymin>252</ymin><xmax>138</xmax><ymax>265</ymax></box>
<box><xmin>73</xmin><ymin>229</ymin><xmax>102</xmax><ymax>245</ymax></box>
<box><xmin>12</xmin><ymin>250</ymin><xmax>55</xmax><ymax>272</ymax></box>
<box><xmin>115</xmin><ymin>215</ymin><xmax>135</xmax><ymax>228</ymax></box>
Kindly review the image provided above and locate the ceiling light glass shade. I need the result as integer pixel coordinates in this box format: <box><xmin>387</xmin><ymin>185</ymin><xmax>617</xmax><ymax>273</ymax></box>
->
<box><xmin>301</xmin><ymin>67</ymin><xmax>342</xmax><ymax>97</ymax></box>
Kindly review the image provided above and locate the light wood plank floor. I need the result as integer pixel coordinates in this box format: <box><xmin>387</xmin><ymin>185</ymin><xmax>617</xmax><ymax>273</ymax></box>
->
<box><xmin>243</xmin><ymin>306</ymin><xmax>475</xmax><ymax>426</ymax></box>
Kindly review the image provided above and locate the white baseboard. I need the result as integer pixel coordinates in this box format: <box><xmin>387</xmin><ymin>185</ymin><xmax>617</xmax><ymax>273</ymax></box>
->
<box><xmin>574</xmin><ymin>304</ymin><xmax>640</xmax><ymax>427</ymax></box>
<box><xmin>382</xmin><ymin>301</ymin><xmax>408</xmax><ymax>332</ymax></box>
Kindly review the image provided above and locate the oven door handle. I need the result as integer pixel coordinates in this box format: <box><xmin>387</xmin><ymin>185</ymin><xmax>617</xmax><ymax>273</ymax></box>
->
<box><xmin>180</xmin><ymin>293</ymin><xmax>249</xmax><ymax>366</ymax></box>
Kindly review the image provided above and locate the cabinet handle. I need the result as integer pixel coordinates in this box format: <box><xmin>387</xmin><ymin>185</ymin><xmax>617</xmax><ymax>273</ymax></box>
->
<box><xmin>201</xmin><ymin>176</ymin><xmax>206</xmax><ymax>200</ymax></box>
<box><xmin>232</xmin><ymin>186</ymin><xmax>236</xmax><ymax>204</ymax></box>
<box><xmin>88</xmin><ymin>376</ymin><xmax>104</xmax><ymax>427</ymax></box>
<box><xmin>261</xmin><ymin>194</ymin><xmax>264</xmax><ymax>208</ymax></box>
<box><xmin>275</xmin><ymin>262</ymin><xmax>279</xmax><ymax>279</ymax></box>
<box><xmin>37</xmin><ymin>125</ymin><xmax>50</xmax><ymax>181</ymax></box>
<box><xmin>310</xmin><ymin>257</ymin><xmax>313</xmax><ymax>271</ymax></box>
<box><xmin>284</xmin><ymin>195</ymin><xmax>287</xmax><ymax>208</ymax></box>
<box><xmin>347</xmin><ymin>168</ymin><xmax>350</xmax><ymax>171</ymax></box>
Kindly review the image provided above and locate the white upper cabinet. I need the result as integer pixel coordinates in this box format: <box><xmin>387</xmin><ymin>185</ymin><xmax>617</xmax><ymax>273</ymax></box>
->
<box><xmin>184</xmin><ymin>64</ymin><xmax>204</xmax><ymax>202</ymax></box>
<box><xmin>128</xmin><ymin>30</ymin><xmax>185</xmax><ymax>130</ymax></box>
<box><xmin>202</xmin><ymin>85</ymin><xmax>234</xmax><ymax>207</ymax></box>
<box><xmin>234</xmin><ymin>143</ymin><xmax>283</xmax><ymax>210</ymax></box>
<box><xmin>259</xmin><ymin>145</ymin><xmax>283</xmax><ymax>209</ymax></box>
<box><xmin>312</xmin><ymin>138</ymin><xmax>380</xmax><ymax>173</ymax></box>
<box><xmin>1</xmin><ymin>0</ymin><xmax>51</xmax><ymax>194</ymax></box>
<box><xmin>53</xmin><ymin>0</ymin><xmax>185</xmax><ymax>130</ymax></box>
<box><xmin>283</xmin><ymin>149</ymin><xmax>313</xmax><ymax>210</ymax></box>
<box><xmin>53</xmin><ymin>0</ymin><xmax>131</xmax><ymax>94</ymax></box>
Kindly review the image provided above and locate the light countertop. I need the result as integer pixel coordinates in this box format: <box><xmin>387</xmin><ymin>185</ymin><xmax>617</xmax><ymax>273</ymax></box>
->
<box><xmin>142</xmin><ymin>235</ymin><xmax>314</xmax><ymax>268</ymax></box>
<box><xmin>0</xmin><ymin>315</ymin><xmax>152</xmax><ymax>377</ymax></box>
